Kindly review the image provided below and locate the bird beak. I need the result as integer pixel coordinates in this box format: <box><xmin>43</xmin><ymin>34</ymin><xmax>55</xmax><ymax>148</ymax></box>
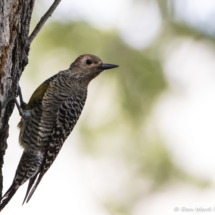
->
<box><xmin>100</xmin><ymin>63</ymin><xmax>119</xmax><ymax>70</ymax></box>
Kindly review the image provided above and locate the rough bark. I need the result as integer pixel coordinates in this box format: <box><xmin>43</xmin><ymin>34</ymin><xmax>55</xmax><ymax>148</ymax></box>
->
<box><xmin>0</xmin><ymin>0</ymin><xmax>35</xmax><ymax>199</ymax></box>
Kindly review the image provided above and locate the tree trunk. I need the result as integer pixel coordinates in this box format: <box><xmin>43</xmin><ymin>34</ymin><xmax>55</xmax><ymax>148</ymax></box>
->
<box><xmin>0</xmin><ymin>0</ymin><xmax>35</xmax><ymax>198</ymax></box>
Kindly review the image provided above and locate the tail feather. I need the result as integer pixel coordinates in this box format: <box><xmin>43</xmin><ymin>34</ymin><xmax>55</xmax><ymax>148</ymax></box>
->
<box><xmin>22</xmin><ymin>173</ymin><xmax>39</xmax><ymax>205</ymax></box>
<box><xmin>0</xmin><ymin>184</ymin><xmax>18</xmax><ymax>212</ymax></box>
<box><xmin>26</xmin><ymin>174</ymin><xmax>44</xmax><ymax>203</ymax></box>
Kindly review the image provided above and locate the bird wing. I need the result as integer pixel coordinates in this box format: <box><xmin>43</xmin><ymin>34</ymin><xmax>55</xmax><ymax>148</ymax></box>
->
<box><xmin>25</xmin><ymin>73</ymin><xmax>58</xmax><ymax>110</ymax></box>
<box><xmin>25</xmin><ymin>95</ymin><xmax>85</xmax><ymax>203</ymax></box>
<box><xmin>18</xmin><ymin>74</ymin><xmax>58</xmax><ymax>129</ymax></box>
<box><xmin>25</xmin><ymin>82</ymin><xmax>49</xmax><ymax>110</ymax></box>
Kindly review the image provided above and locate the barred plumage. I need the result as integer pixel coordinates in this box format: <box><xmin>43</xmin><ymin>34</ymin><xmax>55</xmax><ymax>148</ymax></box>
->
<box><xmin>0</xmin><ymin>54</ymin><xmax>118</xmax><ymax>211</ymax></box>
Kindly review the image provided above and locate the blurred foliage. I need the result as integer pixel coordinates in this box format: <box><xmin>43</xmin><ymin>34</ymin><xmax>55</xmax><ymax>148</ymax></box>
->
<box><xmin>25</xmin><ymin>0</ymin><xmax>213</xmax><ymax>214</ymax></box>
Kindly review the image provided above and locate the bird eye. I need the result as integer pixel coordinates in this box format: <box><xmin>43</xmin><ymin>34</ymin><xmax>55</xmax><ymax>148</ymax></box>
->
<box><xmin>86</xmin><ymin>59</ymin><xmax>92</xmax><ymax>65</ymax></box>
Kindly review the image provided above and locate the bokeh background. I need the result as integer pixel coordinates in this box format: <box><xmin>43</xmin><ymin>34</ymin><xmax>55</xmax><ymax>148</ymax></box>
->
<box><xmin>3</xmin><ymin>0</ymin><xmax>215</xmax><ymax>214</ymax></box>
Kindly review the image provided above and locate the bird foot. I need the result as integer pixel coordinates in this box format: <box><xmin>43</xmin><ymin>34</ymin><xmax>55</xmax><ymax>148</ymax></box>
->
<box><xmin>6</xmin><ymin>77</ymin><xmax>27</xmax><ymax>108</ymax></box>
<box><xmin>15</xmin><ymin>99</ymin><xmax>30</xmax><ymax>119</ymax></box>
<box><xmin>2</xmin><ymin>78</ymin><xmax>28</xmax><ymax>119</ymax></box>
<box><xmin>17</xmin><ymin>85</ymin><xmax>27</xmax><ymax>110</ymax></box>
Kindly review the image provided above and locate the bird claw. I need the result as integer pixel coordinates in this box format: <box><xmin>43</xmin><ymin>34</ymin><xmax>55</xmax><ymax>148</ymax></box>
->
<box><xmin>15</xmin><ymin>99</ymin><xmax>30</xmax><ymax>119</ymax></box>
<box><xmin>2</xmin><ymin>78</ymin><xmax>27</xmax><ymax>117</ymax></box>
<box><xmin>17</xmin><ymin>86</ymin><xmax>27</xmax><ymax>110</ymax></box>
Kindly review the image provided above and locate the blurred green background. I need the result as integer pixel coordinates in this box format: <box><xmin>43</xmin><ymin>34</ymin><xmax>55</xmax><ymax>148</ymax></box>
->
<box><xmin>5</xmin><ymin>0</ymin><xmax>215</xmax><ymax>214</ymax></box>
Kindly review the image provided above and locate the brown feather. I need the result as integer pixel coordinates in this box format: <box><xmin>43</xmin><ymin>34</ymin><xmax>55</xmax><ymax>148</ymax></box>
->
<box><xmin>17</xmin><ymin>82</ymin><xmax>49</xmax><ymax>129</ymax></box>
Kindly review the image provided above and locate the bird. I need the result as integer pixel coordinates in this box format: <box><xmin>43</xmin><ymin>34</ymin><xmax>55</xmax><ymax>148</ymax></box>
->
<box><xmin>0</xmin><ymin>54</ymin><xmax>118</xmax><ymax>211</ymax></box>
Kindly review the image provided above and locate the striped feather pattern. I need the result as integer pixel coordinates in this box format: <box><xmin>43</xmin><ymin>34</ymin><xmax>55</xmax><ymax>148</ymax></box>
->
<box><xmin>0</xmin><ymin>53</ymin><xmax>115</xmax><ymax>211</ymax></box>
<box><xmin>1</xmin><ymin>71</ymin><xmax>88</xmax><ymax>210</ymax></box>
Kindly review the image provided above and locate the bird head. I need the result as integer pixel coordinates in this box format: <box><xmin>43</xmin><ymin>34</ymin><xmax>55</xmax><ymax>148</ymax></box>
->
<box><xmin>69</xmin><ymin>54</ymin><xmax>119</xmax><ymax>80</ymax></box>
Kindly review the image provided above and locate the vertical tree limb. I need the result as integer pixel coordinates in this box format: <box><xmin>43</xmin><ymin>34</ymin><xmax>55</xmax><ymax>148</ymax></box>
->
<box><xmin>0</xmin><ymin>0</ymin><xmax>36</xmax><ymax>199</ymax></box>
<box><xmin>0</xmin><ymin>0</ymin><xmax>61</xmax><ymax>200</ymax></box>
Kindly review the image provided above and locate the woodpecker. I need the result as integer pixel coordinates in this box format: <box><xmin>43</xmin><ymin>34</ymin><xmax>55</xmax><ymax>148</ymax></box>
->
<box><xmin>0</xmin><ymin>54</ymin><xmax>118</xmax><ymax>211</ymax></box>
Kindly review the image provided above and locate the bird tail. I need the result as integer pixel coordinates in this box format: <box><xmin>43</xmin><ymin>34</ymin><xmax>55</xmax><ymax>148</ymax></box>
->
<box><xmin>0</xmin><ymin>183</ymin><xmax>19</xmax><ymax>211</ymax></box>
<box><xmin>25</xmin><ymin>140</ymin><xmax>63</xmax><ymax>203</ymax></box>
<box><xmin>22</xmin><ymin>173</ymin><xmax>39</xmax><ymax>205</ymax></box>
<box><xmin>25</xmin><ymin>173</ymin><xmax>44</xmax><ymax>204</ymax></box>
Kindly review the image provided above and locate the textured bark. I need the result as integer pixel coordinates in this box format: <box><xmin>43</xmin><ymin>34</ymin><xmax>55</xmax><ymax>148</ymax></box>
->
<box><xmin>0</xmin><ymin>0</ymin><xmax>35</xmax><ymax>199</ymax></box>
